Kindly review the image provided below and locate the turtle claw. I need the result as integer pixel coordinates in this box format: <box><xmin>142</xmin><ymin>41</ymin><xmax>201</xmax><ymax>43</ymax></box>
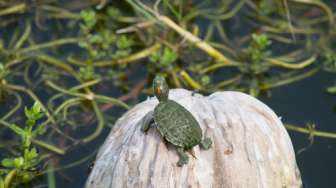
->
<box><xmin>176</xmin><ymin>147</ymin><xmax>189</xmax><ymax>167</ymax></box>
<box><xmin>177</xmin><ymin>159</ymin><xmax>188</xmax><ymax>167</ymax></box>
<box><xmin>200</xmin><ymin>137</ymin><xmax>212</xmax><ymax>150</ymax></box>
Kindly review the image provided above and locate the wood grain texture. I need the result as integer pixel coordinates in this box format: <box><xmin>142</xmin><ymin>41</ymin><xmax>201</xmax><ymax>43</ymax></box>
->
<box><xmin>86</xmin><ymin>89</ymin><xmax>302</xmax><ymax>188</ymax></box>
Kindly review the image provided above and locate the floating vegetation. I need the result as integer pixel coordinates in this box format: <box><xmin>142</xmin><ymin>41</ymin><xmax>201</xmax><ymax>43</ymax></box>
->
<box><xmin>0</xmin><ymin>0</ymin><xmax>336</xmax><ymax>187</ymax></box>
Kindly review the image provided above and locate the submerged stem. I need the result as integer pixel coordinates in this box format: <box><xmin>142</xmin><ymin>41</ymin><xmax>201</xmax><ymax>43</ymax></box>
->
<box><xmin>286</xmin><ymin>124</ymin><xmax>336</xmax><ymax>139</ymax></box>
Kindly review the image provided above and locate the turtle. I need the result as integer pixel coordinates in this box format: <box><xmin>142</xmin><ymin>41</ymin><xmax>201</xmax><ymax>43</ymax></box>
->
<box><xmin>141</xmin><ymin>75</ymin><xmax>212</xmax><ymax>166</ymax></box>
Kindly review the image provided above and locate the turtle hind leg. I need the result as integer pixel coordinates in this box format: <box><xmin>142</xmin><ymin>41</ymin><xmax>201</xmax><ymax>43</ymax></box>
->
<box><xmin>176</xmin><ymin>147</ymin><xmax>189</xmax><ymax>166</ymax></box>
<box><xmin>141</xmin><ymin>111</ymin><xmax>154</xmax><ymax>133</ymax></box>
<box><xmin>200</xmin><ymin>137</ymin><xmax>212</xmax><ymax>150</ymax></box>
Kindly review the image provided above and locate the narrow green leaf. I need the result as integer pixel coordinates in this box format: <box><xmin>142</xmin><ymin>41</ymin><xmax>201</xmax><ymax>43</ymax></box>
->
<box><xmin>1</xmin><ymin>158</ymin><xmax>15</xmax><ymax>168</ymax></box>
<box><xmin>327</xmin><ymin>86</ymin><xmax>336</xmax><ymax>94</ymax></box>
<box><xmin>32</xmin><ymin>102</ymin><xmax>42</xmax><ymax>114</ymax></box>
<box><xmin>24</xmin><ymin>106</ymin><xmax>32</xmax><ymax>120</ymax></box>
<box><xmin>0</xmin><ymin>175</ymin><xmax>4</xmax><ymax>188</ymax></box>
<box><xmin>27</xmin><ymin>148</ymin><xmax>38</xmax><ymax>160</ymax></box>
<box><xmin>9</xmin><ymin>124</ymin><xmax>24</xmax><ymax>136</ymax></box>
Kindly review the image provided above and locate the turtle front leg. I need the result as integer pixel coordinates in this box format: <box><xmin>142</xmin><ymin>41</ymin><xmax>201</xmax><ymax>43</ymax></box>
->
<box><xmin>176</xmin><ymin>147</ymin><xmax>189</xmax><ymax>166</ymax></box>
<box><xmin>141</xmin><ymin>111</ymin><xmax>154</xmax><ymax>132</ymax></box>
<box><xmin>200</xmin><ymin>137</ymin><xmax>212</xmax><ymax>150</ymax></box>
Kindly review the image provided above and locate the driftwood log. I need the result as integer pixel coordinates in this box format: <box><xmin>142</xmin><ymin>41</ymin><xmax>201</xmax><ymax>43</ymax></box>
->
<box><xmin>86</xmin><ymin>89</ymin><xmax>302</xmax><ymax>188</ymax></box>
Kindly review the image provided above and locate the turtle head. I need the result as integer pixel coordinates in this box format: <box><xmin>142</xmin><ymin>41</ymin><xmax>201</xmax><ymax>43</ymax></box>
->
<box><xmin>153</xmin><ymin>75</ymin><xmax>169</xmax><ymax>102</ymax></box>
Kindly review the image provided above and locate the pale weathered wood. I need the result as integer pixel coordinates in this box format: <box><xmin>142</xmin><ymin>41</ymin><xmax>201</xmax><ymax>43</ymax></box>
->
<box><xmin>86</xmin><ymin>89</ymin><xmax>302</xmax><ymax>188</ymax></box>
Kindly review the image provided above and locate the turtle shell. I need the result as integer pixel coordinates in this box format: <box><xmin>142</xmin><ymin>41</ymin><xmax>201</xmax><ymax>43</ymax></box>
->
<box><xmin>153</xmin><ymin>100</ymin><xmax>202</xmax><ymax>149</ymax></box>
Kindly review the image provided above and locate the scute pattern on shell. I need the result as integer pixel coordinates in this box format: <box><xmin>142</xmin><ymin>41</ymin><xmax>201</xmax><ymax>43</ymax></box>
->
<box><xmin>154</xmin><ymin>100</ymin><xmax>202</xmax><ymax>149</ymax></box>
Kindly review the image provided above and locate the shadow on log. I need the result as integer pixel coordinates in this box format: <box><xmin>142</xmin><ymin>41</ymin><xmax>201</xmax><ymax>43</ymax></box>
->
<box><xmin>86</xmin><ymin>89</ymin><xmax>302</xmax><ymax>188</ymax></box>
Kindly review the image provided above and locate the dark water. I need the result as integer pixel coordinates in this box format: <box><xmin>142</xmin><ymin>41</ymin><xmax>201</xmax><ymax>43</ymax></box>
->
<box><xmin>261</xmin><ymin>71</ymin><xmax>336</xmax><ymax>188</ymax></box>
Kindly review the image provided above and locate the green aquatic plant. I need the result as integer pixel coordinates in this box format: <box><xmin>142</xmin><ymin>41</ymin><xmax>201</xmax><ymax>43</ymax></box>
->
<box><xmin>1</xmin><ymin>102</ymin><xmax>44</xmax><ymax>187</ymax></box>
<box><xmin>231</xmin><ymin>33</ymin><xmax>273</xmax><ymax>96</ymax></box>
<box><xmin>254</xmin><ymin>0</ymin><xmax>284</xmax><ymax>16</ymax></box>
<box><xmin>323</xmin><ymin>51</ymin><xmax>336</xmax><ymax>72</ymax></box>
<box><xmin>149</xmin><ymin>47</ymin><xmax>177</xmax><ymax>67</ymax></box>
<box><xmin>248</xmin><ymin>34</ymin><xmax>272</xmax><ymax>63</ymax></box>
<box><xmin>78</xmin><ymin>8</ymin><xmax>134</xmax><ymax>60</ymax></box>
<box><xmin>322</xmin><ymin>52</ymin><xmax>336</xmax><ymax>94</ymax></box>
<box><xmin>106</xmin><ymin>7</ymin><xmax>121</xmax><ymax>18</ymax></box>
<box><xmin>0</xmin><ymin>64</ymin><xmax>8</xmax><ymax>80</ymax></box>
<box><xmin>240</xmin><ymin>33</ymin><xmax>272</xmax><ymax>75</ymax></box>
<box><xmin>0</xmin><ymin>63</ymin><xmax>9</xmax><ymax>101</ymax></box>
<box><xmin>326</xmin><ymin>85</ymin><xmax>336</xmax><ymax>94</ymax></box>
<box><xmin>78</xmin><ymin>66</ymin><xmax>101</xmax><ymax>81</ymax></box>
<box><xmin>114</xmin><ymin>35</ymin><xmax>135</xmax><ymax>59</ymax></box>
<box><xmin>80</xmin><ymin>9</ymin><xmax>97</xmax><ymax>30</ymax></box>
<box><xmin>124</xmin><ymin>0</ymin><xmax>318</xmax><ymax>95</ymax></box>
